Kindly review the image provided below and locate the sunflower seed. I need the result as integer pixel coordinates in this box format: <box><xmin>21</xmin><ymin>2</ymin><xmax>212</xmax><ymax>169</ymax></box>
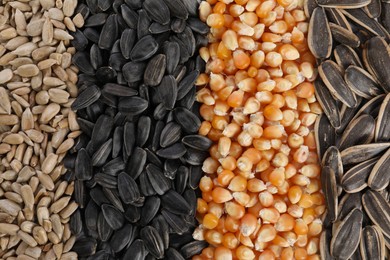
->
<box><xmin>329</xmin><ymin>22</ymin><xmax>360</xmax><ymax>47</ymax></box>
<box><xmin>161</xmin><ymin>190</ymin><xmax>192</xmax><ymax>216</ymax></box>
<box><xmin>72</xmin><ymin>84</ymin><xmax>101</xmax><ymax>110</ymax></box>
<box><xmin>161</xmin><ymin>210</ymin><xmax>188</xmax><ymax>235</ymax></box>
<box><xmin>375</xmin><ymin>93</ymin><xmax>390</xmax><ymax>142</ymax></box>
<box><xmin>101</xmin><ymin>204</ymin><xmax>124</xmax><ymax>230</ymax></box>
<box><xmin>157</xmin><ymin>143</ymin><xmax>187</xmax><ymax>159</ymax></box>
<box><xmin>160</xmin><ymin>122</ymin><xmax>182</xmax><ymax>148</ymax></box>
<box><xmin>360</xmin><ymin>225</ymin><xmax>385</xmax><ymax>260</ymax></box>
<box><xmin>322</xmin><ymin>166</ymin><xmax>339</xmax><ymax>221</ymax></box>
<box><xmin>118</xmin><ymin>172</ymin><xmax>140</xmax><ymax>204</ymax></box>
<box><xmin>341</xmin><ymin>143</ymin><xmax>390</xmax><ymax>165</ymax></box>
<box><xmin>97</xmin><ymin>211</ymin><xmax>113</xmax><ymax>242</ymax></box>
<box><xmin>146</xmin><ymin>164</ymin><xmax>171</xmax><ymax>195</ymax></box>
<box><xmin>110</xmin><ymin>224</ymin><xmax>135</xmax><ymax>253</ymax></box>
<box><xmin>363</xmin><ymin>190</ymin><xmax>390</xmax><ymax>237</ymax></box>
<box><xmin>140</xmin><ymin>226</ymin><xmax>165</xmax><ymax>259</ymax></box>
<box><xmin>345</xmin><ymin>65</ymin><xmax>383</xmax><ymax>99</ymax></box>
<box><xmin>315</xmin><ymin>114</ymin><xmax>336</xmax><ymax>159</ymax></box>
<box><xmin>123</xmin><ymin>239</ymin><xmax>147</xmax><ymax>260</ymax></box>
<box><xmin>143</xmin><ymin>54</ymin><xmax>167</xmax><ymax>87</ymax></box>
<box><xmin>180</xmin><ymin>241</ymin><xmax>208</xmax><ymax>259</ymax></box>
<box><xmin>118</xmin><ymin>96</ymin><xmax>149</xmax><ymax>115</ymax></box>
<box><xmin>342</xmin><ymin>157</ymin><xmax>377</xmax><ymax>193</ymax></box>
<box><xmin>314</xmin><ymin>78</ymin><xmax>340</xmax><ymax>129</ymax></box>
<box><xmin>339</xmin><ymin>114</ymin><xmax>375</xmax><ymax>150</ymax></box>
<box><xmin>319</xmin><ymin>60</ymin><xmax>357</xmax><ymax>108</ymax></box>
<box><xmin>308</xmin><ymin>7</ymin><xmax>332</xmax><ymax>59</ymax></box>
<box><xmin>330</xmin><ymin>209</ymin><xmax>363</xmax><ymax>259</ymax></box>
<box><xmin>130</xmin><ymin>35</ymin><xmax>159</xmax><ymax>62</ymax></box>
<box><xmin>368</xmin><ymin>149</ymin><xmax>390</xmax><ymax>191</ymax></box>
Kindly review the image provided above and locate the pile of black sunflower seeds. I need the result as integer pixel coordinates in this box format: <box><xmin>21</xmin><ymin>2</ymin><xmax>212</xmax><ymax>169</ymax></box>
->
<box><xmin>63</xmin><ymin>0</ymin><xmax>212</xmax><ymax>258</ymax></box>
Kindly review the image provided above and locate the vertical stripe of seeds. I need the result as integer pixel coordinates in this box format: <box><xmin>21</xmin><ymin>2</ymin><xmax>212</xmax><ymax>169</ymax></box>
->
<box><xmin>63</xmin><ymin>0</ymin><xmax>211</xmax><ymax>259</ymax></box>
<box><xmin>0</xmin><ymin>0</ymin><xmax>79</xmax><ymax>259</ymax></box>
<box><xmin>193</xmin><ymin>0</ymin><xmax>324</xmax><ymax>259</ymax></box>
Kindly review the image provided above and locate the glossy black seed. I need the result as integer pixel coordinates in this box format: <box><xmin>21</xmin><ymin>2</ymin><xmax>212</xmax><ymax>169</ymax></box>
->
<box><xmin>71</xmin><ymin>29</ymin><xmax>89</xmax><ymax>50</ymax></box>
<box><xmin>182</xmin><ymin>135</ymin><xmax>212</xmax><ymax>151</ymax></box>
<box><xmin>177</xmin><ymin>70</ymin><xmax>199</xmax><ymax>99</ymax></box>
<box><xmin>98</xmin><ymin>211</ymin><xmax>113</xmax><ymax>242</ymax></box>
<box><xmin>98</xmin><ymin>14</ymin><xmax>118</xmax><ymax>50</ymax></box>
<box><xmin>160</xmin><ymin>122</ymin><xmax>182</xmax><ymax>148</ymax></box>
<box><xmin>102</xmin><ymin>204</ymin><xmax>125</xmax><ymax>230</ymax></box>
<box><xmin>161</xmin><ymin>190</ymin><xmax>191</xmax><ymax>215</ymax></box>
<box><xmin>137</xmin><ymin>9</ymin><xmax>152</xmax><ymax>39</ymax></box>
<box><xmin>146</xmin><ymin>164</ymin><xmax>171</xmax><ymax>195</ymax></box>
<box><xmin>143</xmin><ymin>0</ymin><xmax>170</xmax><ymax>25</ymax></box>
<box><xmin>103</xmin><ymin>188</ymin><xmax>124</xmax><ymax>213</ymax></box>
<box><xmin>124</xmin><ymin>204</ymin><xmax>141</xmax><ymax>223</ymax></box>
<box><xmin>122</xmin><ymin>61</ymin><xmax>146</xmax><ymax>83</ymax></box>
<box><xmin>85</xmin><ymin>13</ymin><xmax>108</xmax><ymax>27</ymax></box>
<box><xmin>180</xmin><ymin>241</ymin><xmax>208</xmax><ymax>259</ymax></box>
<box><xmin>126</xmin><ymin>147</ymin><xmax>147</xmax><ymax>179</ymax></box>
<box><xmin>70</xmin><ymin>209</ymin><xmax>83</xmax><ymax>235</ymax></box>
<box><xmin>173</xmin><ymin>107</ymin><xmax>201</xmax><ymax>134</ymax></box>
<box><xmin>130</xmin><ymin>35</ymin><xmax>159</xmax><ymax>62</ymax></box>
<box><xmin>149</xmin><ymin>22</ymin><xmax>170</xmax><ymax>34</ymax></box>
<box><xmin>164</xmin><ymin>0</ymin><xmax>188</xmax><ymax>19</ymax></box>
<box><xmin>120</xmin><ymin>29</ymin><xmax>136</xmax><ymax>59</ymax></box>
<box><xmin>72</xmin><ymin>237</ymin><xmax>97</xmax><ymax>257</ymax></box>
<box><xmin>118</xmin><ymin>96</ymin><xmax>149</xmax><ymax>115</ymax></box>
<box><xmin>109</xmin><ymin>224</ymin><xmax>135</xmax><ymax>253</ymax></box>
<box><xmin>161</xmin><ymin>210</ymin><xmax>188</xmax><ymax>235</ymax></box>
<box><xmin>136</xmin><ymin>116</ymin><xmax>151</xmax><ymax>147</ymax></box>
<box><xmin>123</xmin><ymin>239</ymin><xmax>147</xmax><ymax>260</ymax></box>
<box><xmin>118</xmin><ymin>172</ymin><xmax>140</xmax><ymax>204</ymax></box>
<box><xmin>140</xmin><ymin>226</ymin><xmax>165</xmax><ymax>259</ymax></box>
<box><xmin>164</xmin><ymin>41</ymin><xmax>180</xmax><ymax>74</ymax></box>
<box><xmin>140</xmin><ymin>196</ymin><xmax>161</xmax><ymax>226</ymax></box>
<box><xmin>171</xmin><ymin>18</ymin><xmax>186</xmax><ymax>33</ymax></box>
<box><xmin>156</xmin><ymin>143</ymin><xmax>187</xmax><ymax>159</ymax></box>
<box><xmin>144</xmin><ymin>54</ymin><xmax>167</xmax><ymax>87</ymax></box>
<box><xmin>72</xmin><ymin>51</ymin><xmax>95</xmax><ymax>76</ymax></box>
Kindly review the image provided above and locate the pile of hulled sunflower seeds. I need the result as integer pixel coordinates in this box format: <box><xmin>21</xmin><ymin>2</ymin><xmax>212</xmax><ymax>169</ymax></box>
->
<box><xmin>0</xmin><ymin>0</ymin><xmax>79</xmax><ymax>258</ymax></box>
<box><xmin>0</xmin><ymin>0</ymin><xmax>390</xmax><ymax>259</ymax></box>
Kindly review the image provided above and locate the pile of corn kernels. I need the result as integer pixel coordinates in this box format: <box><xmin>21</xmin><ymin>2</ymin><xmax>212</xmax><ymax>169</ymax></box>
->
<box><xmin>193</xmin><ymin>0</ymin><xmax>324</xmax><ymax>259</ymax></box>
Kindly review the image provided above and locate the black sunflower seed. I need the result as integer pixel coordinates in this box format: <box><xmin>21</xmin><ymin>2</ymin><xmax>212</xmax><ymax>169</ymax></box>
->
<box><xmin>157</xmin><ymin>143</ymin><xmax>187</xmax><ymax>159</ymax></box>
<box><xmin>123</xmin><ymin>239</ymin><xmax>147</xmax><ymax>260</ymax></box>
<box><xmin>143</xmin><ymin>0</ymin><xmax>170</xmax><ymax>25</ymax></box>
<box><xmin>173</xmin><ymin>107</ymin><xmax>201</xmax><ymax>134</ymax></box>
<box><xmin>126</xmin><ymin>147</ymin><xmax>147</xmax><ymax>180</ymax></box>
<box><xmin>146</xmin><ymin>164</ymin><xmax>171</xmax><ymax>195</ymax></box>
<box><xmin>118</xmin><ymin>172</ymin><xmax>140</xmax><ymax>204</ymax></box>
<box><xmin>109</xmin><ymin>224</ymin><xmax>135</xmax><ymax>253</ymax></box>
<box><xmin>130</xmin><ymin>35</ymin><xmax>159</xmax><ymax>62</ymax></box>
<box><xmin>120</xmin><ymin>28</ymin><xmax>136</xmax><ymax>59</ymax></box>
<box><xmin>99</xmin><ymin>14</ymin><xmax>118</xmax><ymax>50</ymax></box>
<box><xmin>156</xmin><ymin>75</ymin><xmax>178</xmax><ymax>110</ymax></box>
<box><xmin>72</xmin><ymin>84</ymin><xmax>101</xmax><ymax>110</ymax></box>
<box><xmin>140</xmin><ymin>226</ymin><xmax>165</xmax><ymax>259</ymax></box>
<box><xmin>98</xmin><ymin>211</ymin><xmax>113</xmax><ymax>242</ymax></box>
<box><xmin>140</xmin><ymin>196</ymin><xmax>160</xmax><ymax>226</ymax></box>
<box><xmin>120</xmin><ymin>5</ymin><xmax>138</xmax><ymax>29</ymax></box>
<box><xmin>122</xmin><ymin>61</ymin><xmax>147</xmax><ymax>83</ymax></box>
<box><xmin>75</xmin><ymin>148</ymin><xmax>93</xmax><ymax>180</ymax></box>
<box><xmin>180</xmin><ymin>241</ymin><xmax>208</xmax><ymax>259</ymax></box>
<box><xmin>144</xmin><ymin>54</ymin><xmax>167</xmax><ymax>87</ymax></box>
<box><xmin>118</xmin><ymin>96</ymin><xmax>149</xmax><ymax>115</ymax></box>
<box><xmin>102</xmin><ymin>204</ymin><xmax>124</xmax><ymax>230</ymax></box>
<box><xmin>161</xmin><ymin>190</ymin><xmax>191</xmax><ymax>216</ymax></box>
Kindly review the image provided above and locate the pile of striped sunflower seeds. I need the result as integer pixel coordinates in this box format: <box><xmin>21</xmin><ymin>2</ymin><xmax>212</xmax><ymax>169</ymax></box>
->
<box><xmin>1</xmin><ymin>0</ymin><xmax>390</xmax><ymax>259</ymax></box>
<box><xmin>307</xmin><ymin>0</ymin><xmax>390</xmax><ymax>259</ymax></box>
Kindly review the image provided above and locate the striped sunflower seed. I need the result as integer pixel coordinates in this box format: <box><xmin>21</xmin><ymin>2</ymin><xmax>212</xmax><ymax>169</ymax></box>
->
<box><xmin>363</xmin><ymin>190</ymin><xmax>390</xmax><ymax>238</ymax></box>
<box><xmin>318</xmin><ymin>60</ymin><xmax>357</xmax><ymax>108</ymax></box>
<box><xmin>360</xmin><ymin>225</ymin><xmax>386</xmax><ymax>260</ymax></box>
<box><xmin>367</xmin><ymin>148</ymin><xmax>390</xmax><ymax>191</ymax></box>
<box><xmin>308</xmin><ymin>7</ymin><xmax>332</xmax><ymax>59</ymax></box>
<box><xmin>330</xmin><ymin>208</ymin><xmax>363</xmax><ymax>259</ymax></box>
